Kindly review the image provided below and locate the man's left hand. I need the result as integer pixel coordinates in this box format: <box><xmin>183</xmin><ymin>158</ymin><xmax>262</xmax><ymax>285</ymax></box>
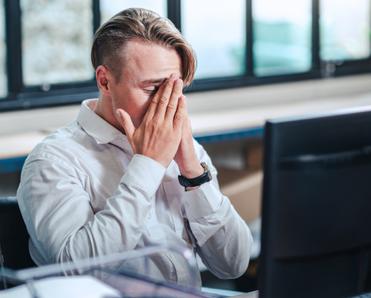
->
<box><xmin>174</xmin><ymin>95</ymin><xmax>204</xmax><ymax>179</ymax></box>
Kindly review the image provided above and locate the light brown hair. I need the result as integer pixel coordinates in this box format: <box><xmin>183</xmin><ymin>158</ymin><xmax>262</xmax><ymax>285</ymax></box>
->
<box><xmin>91</xmin><ymin>8</ymin><xmax>196</xmax><ymax>86</ymax></box>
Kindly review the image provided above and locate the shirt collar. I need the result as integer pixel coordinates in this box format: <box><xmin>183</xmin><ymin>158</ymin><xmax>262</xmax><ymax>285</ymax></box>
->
<box><xmin>77</xmin><ymin>99</ymin><xmax>132</xmax><ymax>153</ymax></box>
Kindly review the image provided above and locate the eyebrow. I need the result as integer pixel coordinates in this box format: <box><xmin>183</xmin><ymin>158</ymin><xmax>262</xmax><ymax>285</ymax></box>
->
<box><xmin>140</xmin><ymin>78</ymin><xmax>167</xmax><ymax>85</ymax></box>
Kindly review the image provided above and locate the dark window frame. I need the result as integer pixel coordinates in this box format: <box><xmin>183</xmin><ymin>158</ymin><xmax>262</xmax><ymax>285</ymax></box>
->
<box><xmin>0</xmin><ymin>0</ymin><xmax>370</xmax><ymax>112</ymax></box>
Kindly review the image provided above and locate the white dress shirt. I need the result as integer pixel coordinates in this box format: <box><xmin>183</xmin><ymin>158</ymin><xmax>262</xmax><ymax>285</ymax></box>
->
<box><xmin>17</xmin><ymin>99</ymin><xmax>253</xmax><ymax>287</ymax></box>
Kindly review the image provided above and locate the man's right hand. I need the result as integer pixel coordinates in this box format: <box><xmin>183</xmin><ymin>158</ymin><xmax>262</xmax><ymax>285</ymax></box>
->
<box><xmin>115</xmin><ymin>76</ymin><xmax>185</xmax><ymax>168</ymax></box>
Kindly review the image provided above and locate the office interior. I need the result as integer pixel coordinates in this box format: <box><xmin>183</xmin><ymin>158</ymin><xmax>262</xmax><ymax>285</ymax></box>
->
<box><xmin>0</xmin><ymin>1</ymin><xmax>371</xmax><ymax>297</ymax></box>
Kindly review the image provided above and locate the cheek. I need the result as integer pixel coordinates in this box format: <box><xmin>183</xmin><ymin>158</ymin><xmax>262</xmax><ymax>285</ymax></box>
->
<box><xmin>130</xmin><ymin>92</ymin><xmax>151</xmax><ymax>113</ymax></box>
<box><xmin>111</xmin><ymin>89</ymin><xmax>141</xmax><ymax>110</ymax></box>
<box><xmin>114</xmin><ymin>91</ymin><xmax>152</xmax><ymax>126</ymax></box>
<box><xmin>134</xmin><ymin>96</ymin><xmax>152</xmax><ymax>121</ymax></box>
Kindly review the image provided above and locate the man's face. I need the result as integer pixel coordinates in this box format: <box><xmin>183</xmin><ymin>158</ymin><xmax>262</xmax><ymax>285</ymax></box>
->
<box><xmin>108</xmin><ymin>39</ymin><xmax>182</xmax><ymax>128</ymax></box>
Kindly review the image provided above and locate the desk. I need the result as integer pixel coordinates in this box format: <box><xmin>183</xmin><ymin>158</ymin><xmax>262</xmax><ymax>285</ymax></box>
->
<box><xmin>0</xmin><ymin>131</ymin><xmax>47</xmax><ymax>174</ymax></box>
<box><xmin>195</xmin><ymin>126</ymin><xmax>263</xmax><ymax>143</ymax></box>
<box><xmin>2</xmin><ymin>89</ymin><xmax>371</xmax><ymax>173</ymax></box>
<box><xmin>0</xmin><ymin>126</ymin><xmax>263</xmax><ymax>174</ymax></box>
<box><xmin>0</xmin><ymin>155</ymin><xmax>27</xmax><ymax>174</ymax></box>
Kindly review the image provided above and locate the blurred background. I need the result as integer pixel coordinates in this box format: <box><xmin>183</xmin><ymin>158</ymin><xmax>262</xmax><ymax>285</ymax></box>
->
<box><xmin>0</xmin><ymin>0</ymin><xmax>370</xmax><ymax>98</ymax></box>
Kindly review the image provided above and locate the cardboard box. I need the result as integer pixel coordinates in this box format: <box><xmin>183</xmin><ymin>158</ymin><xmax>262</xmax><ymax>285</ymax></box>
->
<box><xmin>219</xmin><ymin>168</ymin><xmax>262</xmax><ymax>223</ymax></box>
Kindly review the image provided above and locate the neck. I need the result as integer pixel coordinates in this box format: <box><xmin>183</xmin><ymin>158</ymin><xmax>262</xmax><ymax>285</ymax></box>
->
<box><xmin>94</xmin><ymin>96</ymin><xmax>124</xmax><ymax>133</ymax></box>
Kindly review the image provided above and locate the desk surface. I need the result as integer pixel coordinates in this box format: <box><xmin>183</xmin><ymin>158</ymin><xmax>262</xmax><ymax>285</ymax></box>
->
<box><xmin>0</xmin><ymin>131</ymin><xmax>46</xmax><ymax>173</ymax></box>
<box><xmin>2</xmin><ymin>91</ymin><xmax>371</xmax><ymax>173</ymax></box>
<box><xmin>0</xmin><ymin>126</ymin><xmax>263</xmax><ymax>174</ymax></box>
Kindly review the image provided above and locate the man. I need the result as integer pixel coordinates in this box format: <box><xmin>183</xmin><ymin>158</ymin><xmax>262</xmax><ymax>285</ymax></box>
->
<box><xmin>17</xmin><ymin>8</ymin><xmax>252</xmax><ymax>286</ymax></box>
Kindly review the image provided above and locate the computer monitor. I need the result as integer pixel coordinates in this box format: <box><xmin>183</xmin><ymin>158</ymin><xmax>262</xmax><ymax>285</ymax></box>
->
<box><xmin>259</xmin><ymin>106</ymin><xmax>371</xmax><ymax>298</ymax></box>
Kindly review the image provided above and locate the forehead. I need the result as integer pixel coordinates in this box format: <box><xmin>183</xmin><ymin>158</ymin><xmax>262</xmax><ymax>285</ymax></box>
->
<box><xmin>121</xmin><ymin>39</ymin><xmax>182</xmax><ymax>83</ymax></box>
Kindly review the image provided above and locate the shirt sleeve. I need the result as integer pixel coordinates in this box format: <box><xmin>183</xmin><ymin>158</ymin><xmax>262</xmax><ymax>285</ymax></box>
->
<box><xmin>17</xmin><ymin>153</ymin><xmax>165</xmax><ymax>264</ymax></box>
<box><xmin>182</xmin><ymin>140</ymin><xmax>253</xmax><ymax>279</ymax></box>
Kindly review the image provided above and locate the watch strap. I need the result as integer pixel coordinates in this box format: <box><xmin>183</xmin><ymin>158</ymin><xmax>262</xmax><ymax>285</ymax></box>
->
<box><xmin>178</xmin><ymin>162</ymin><xmax>212</xmax><ymax>189</ymax></box>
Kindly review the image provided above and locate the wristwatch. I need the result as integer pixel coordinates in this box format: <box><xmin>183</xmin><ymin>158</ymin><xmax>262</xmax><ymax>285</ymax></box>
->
<box><xmin>178</xmin><ymin>162</ymin><xmax>212</xmax><ymax>190</ymax></box>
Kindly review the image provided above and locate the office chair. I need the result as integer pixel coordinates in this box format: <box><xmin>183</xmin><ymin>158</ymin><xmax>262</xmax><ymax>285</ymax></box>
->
<box><xmin>0</xmin><ymin>196</ymin><xmax>35</xmax><ymax>270</ymax></box>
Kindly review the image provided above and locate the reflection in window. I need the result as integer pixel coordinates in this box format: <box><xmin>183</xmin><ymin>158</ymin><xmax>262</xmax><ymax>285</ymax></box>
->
<box><xmin>182</xmin><ymin>0</ymin><xmax>246</xmax><ymax>79</ymax></box>
<box><xmin>253</xmin><ymin>0</ymin><xmax>312</xmax><ymax>76</ymax></box>
<box><xmin>21</xmin><ymin>0</ymin><xmax>93</xmax><ymax>86</ymax></box>
<box><xmin>0</xmin><ymin>1</ymin><xmax>6</xmax><ymax>98</ymax></box>
<box><xmin>320</xmin><ymin>0</ymin><xmax>371</xmax><ymax>61</ymax></box>
<box><xmin>100</xmin><ymin>0</ymin><xmax>167</xmax><ymax>24</ymax></box>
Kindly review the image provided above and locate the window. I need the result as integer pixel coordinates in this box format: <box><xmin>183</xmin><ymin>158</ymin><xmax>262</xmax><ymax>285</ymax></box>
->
<box><xmin>21</xmin><ymin>0</ymin><xmax>93</xmax><ymax>87</ymax></box>
<box><xmin>320</xmin><ymin>0</ymin><xmax>371</xmax><ymax>61</ymax></box>
<box><xmin>100</xmin><ymin>0</ymin><xmax>167</xmax><ymax>24</ymax></box>
<box><xmin>182</xmin><ymin>0</ymin><xmax>246</xmax><ymax>79</ymax></box>
<box><xmin>253</xmin><ymin>0</ymin><xmax>312</xmax><ymax>76</ymax></box>
<box><xmin>0</xmin><ymin>1</ymin><xmax>6</xmax><ymax>98</ymax></box>
<box><xmin>0</xmin><ymin>0</ymin><xmax>370</xmax><ymax>111</ymax></box>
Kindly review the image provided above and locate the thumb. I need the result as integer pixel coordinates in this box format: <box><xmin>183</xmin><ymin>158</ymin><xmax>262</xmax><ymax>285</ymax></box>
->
<box><xmin>116</xmin><ymin>109</ymin><xmax>135</xmax><ymax>140</ymax></box>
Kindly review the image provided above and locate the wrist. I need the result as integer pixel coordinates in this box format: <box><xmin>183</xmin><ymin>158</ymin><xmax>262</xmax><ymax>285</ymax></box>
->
<box><xmin>178</xmin><ymin>162</ymin><xmax>212</xmax><ymax>190</ymax></box>
<box><xmin>141</xmin><ymin>152</ymin><xmax>171</xmax><ymax>168</ymax></box>
<box><xmin>179</xmin><ymin>163</ymin><xmax>204</xmax><ymax>179</ymax></box>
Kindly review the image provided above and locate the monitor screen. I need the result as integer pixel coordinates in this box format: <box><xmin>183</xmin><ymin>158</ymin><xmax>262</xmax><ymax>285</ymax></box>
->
<box><xmin>259</xmin><ymin>106</ymin><xmax>371</xmax><ymax>298</ymax></box>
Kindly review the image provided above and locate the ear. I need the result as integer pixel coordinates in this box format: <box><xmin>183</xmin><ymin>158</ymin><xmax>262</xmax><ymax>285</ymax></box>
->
<box><xmin>96</xmin><ymin>65</ymin><xmax>111</xmax><ymax>95</ymax></box>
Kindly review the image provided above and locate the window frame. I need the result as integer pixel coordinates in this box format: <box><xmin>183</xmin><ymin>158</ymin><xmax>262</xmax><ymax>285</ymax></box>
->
<box><xmin>0</xmin><ymin>0</ymin><xmax>370</xmax><ymax>112</ymax></box>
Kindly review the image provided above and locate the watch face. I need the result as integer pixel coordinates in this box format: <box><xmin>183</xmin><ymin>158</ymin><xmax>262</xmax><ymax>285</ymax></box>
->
<box><xmin>200</xmin><ymin>162</ymin><xmax>209</xmax><ymax>171</ymax></box>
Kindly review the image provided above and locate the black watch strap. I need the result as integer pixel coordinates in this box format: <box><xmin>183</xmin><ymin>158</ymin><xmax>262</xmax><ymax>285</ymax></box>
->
<box><xmin>178</xmin><ymin>162</ymin><xmax>212</xmax><ymax>189</ymax></box>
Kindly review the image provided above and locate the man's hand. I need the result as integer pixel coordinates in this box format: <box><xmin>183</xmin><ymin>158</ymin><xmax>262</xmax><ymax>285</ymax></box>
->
<box><xmin>174</xmin><ymin>95</ymin><xmax>204</xmax><ymax>179</ymax></box>
<box><xmin>116</xmin><ymin>76</ymin><xmax>186</xmax><ymax>168</ymax></box>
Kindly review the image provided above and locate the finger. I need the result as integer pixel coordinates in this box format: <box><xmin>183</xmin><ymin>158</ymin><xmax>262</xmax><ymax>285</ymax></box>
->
<box><xmin>180</xmin><ymin>94</ymin><xmax>188</xmax><ymax>110</ymax></box>
<box><xmin>144</xmin><ymin>76</ymin><xmax>175</xmax><ymax>122</ymax></box>
<box><xmin>173</xmin><ymin>95</ymin><xmax>187</xmax><ymax>131</ymax></box>
<box><xmin>178</xmin><ymin>95</ymin><xmax>191</xmax><ymax>133</ymax></box>
<box><xmin>116</xmin><ymin>109</ymin><xmax>135</xmax><ymax>142</ymax></box>
<box><xmin>142</xmin><ymin>79</ymin><xmax>169</xmax><ymax>122</ymax></box>
<box><xmin>152</xmin><ymin>76</ymin><xmax>177</xmax><ymax>120</ymax></box>
<box><xmin>165</xmin><ymin>79</ymin><xmax>184</xmax><ymax>121</ymax></box>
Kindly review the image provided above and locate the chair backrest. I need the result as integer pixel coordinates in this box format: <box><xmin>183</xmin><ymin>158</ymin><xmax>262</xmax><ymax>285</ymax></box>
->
<box><xmin>0</xmin><ymin>196</ymin><xmax>35</xmax><ymax>270</ymax></box>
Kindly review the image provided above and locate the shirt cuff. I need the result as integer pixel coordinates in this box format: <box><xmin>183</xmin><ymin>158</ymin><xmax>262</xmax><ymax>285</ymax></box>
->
<box><xmin>121</xmin><ymin>154</ymin><xmax>166</xmax><ymax>198</ymax></box>
<box><xmin>182</xmin><ymin>181</ymin><xmax>223</xmax><ymax>220</ymax></box>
